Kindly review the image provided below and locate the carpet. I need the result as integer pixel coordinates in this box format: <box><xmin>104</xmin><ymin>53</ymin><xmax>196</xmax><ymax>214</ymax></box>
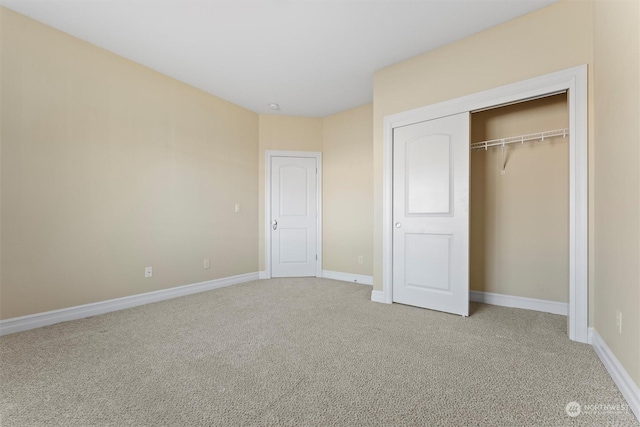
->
<box><xmin>1</xmin><ymin>278</ymin><xmax>637</xmax><ymax>426</ymax></box>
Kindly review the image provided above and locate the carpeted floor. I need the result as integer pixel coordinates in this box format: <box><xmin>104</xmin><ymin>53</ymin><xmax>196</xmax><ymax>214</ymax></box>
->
<box><xmin>1</xmin><ymin>278</ymin><xmax>637</xmax><ymax>426</ymax></box>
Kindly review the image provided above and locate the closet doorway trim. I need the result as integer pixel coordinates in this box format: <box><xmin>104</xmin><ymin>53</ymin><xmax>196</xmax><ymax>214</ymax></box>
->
<box><xmin>379</xmin><ymin>65</ymin><xmax>588</xmax><ymax>343</ymax></box>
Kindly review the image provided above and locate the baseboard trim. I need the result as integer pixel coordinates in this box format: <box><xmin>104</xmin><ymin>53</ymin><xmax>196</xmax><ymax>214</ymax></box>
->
<box><xmin>0</xmin><ymin>272</ymin><xmax>260</xmax><ymax>336</ymax></box>
<box><xmin>259</xmin><ymin>271</ymin><xmax>269</xmax><ymax>280</ymax></box>
<box><xmin>591</xmin><ymin>328</ymin><xmax>640</xmax><ymax>422</ymax></box>
<box><xmin>322</xmin><ymin>270</ymin><xmax>373</xmax><ymax>285</ymax></box>
<box><xmin>371</xmin><ymin>290</ymin><xmax>389</xmax><ymax>304</ymax></box>
<box><xmin>469</xmin><ymin>291</ymin><xmax>568</xmax><ymax>315</ymax></box>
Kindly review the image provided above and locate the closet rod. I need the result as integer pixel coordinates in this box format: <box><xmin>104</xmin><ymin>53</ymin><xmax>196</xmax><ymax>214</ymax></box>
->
<box><xmin>470</xmin><ymin>128</ymin><xmax>569</xmax><ymax>152</ymax></box>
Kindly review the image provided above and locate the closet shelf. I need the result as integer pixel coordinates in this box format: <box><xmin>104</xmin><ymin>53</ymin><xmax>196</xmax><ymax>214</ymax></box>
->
<box><xmin>470</xmin><ymin>128</ymin><xmax>569</xmax><ymax>152</ymax></box>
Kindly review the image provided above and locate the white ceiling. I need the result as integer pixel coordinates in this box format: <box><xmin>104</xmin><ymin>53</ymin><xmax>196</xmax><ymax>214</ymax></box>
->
<box><xmin>1</xmin><ymin>0</ymin><xmax>557</xmax><ymax>117</ymax></box>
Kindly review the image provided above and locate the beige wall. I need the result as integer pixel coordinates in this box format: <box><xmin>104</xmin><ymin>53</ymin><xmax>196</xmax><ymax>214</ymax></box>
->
<box><xmin>258</xmin><ymin>115</ymin><xmax>323</xmax><ymax>272</ymax></box>
<box><xmin>372</xmin><ymin>1</ymin><xmax>595</xmax><ymax>317</ymax></box>
<box><xmin>0</xmin><ymin>8</ymin><xmax>259</xmax><ymax>319</ymax></box>
<box><xmin>322</xmin><ymin>104</ymin><xmax>373</xmax><ymax>276</ymax></box>
<box><xmin>470</xmin><ymin>94</ymin><xmax>569</xmax><ymax>302</ymax></box>
<box><xmin>593</xmin><ymin>0</ymin><xmax>640</xmax><ymax>388</ymax></box>
<box><xmin>0</xmin><ymin>5</ymin><xmax>374</xmax><ymax>316</ymax></box>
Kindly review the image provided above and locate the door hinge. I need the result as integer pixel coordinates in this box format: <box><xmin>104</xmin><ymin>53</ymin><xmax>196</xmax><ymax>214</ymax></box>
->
<box><xmin>316</xmin><ymin>254</ymin><xmax>318</xmax><ymax>260</ymax></box>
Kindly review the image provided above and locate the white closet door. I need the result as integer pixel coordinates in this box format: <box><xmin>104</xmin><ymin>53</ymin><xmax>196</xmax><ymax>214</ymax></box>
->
<box><xmin>271</xmin><ymin>156</ymin><xmax>317</xmax><ymax>277</ymax></box>
<box><xmin>392</xmin><ymin>113</ymin><xmax>470</xmax><ymax>316</ymax></box>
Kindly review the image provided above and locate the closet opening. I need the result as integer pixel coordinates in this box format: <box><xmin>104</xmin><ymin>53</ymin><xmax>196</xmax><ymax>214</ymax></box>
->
<box><xmin>469</xmin><ymin>92</ymin><xmax>569</xmax><ymax>317</ymax></box>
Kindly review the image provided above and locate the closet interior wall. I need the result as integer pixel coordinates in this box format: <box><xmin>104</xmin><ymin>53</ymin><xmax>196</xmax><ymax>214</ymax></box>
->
<box><xmin>470</xmin><ymin>94</ymin><xmax>569</xmax><ymax>303</ymax></box>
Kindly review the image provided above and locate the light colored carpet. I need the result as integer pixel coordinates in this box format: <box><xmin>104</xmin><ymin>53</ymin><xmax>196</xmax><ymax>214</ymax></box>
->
<box><xmin>1</xmin><ymin>278</ymin><xmax>637</xmax><ymax>426</ymax></box>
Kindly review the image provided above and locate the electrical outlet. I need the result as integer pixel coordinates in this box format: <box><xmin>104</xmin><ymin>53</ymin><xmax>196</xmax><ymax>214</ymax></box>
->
<box><xmin>145</xmin><ymin>267</ymin><xmax>153</xmax><ymax>278</ymax></box>
<box><xmin>616</xmin><ymin>311</ymin><xmax>622</xmax><ymax>334</ymax></box>
<box><xmin>234</xmin><ymin>203</ymin><xmax>241</xmax><ymax>213</ymax></box>
<box><xmin>204</xmin><ymin>259</ymin><xmax>210</xmax><ymax>269</ymax></box>
<box><xmin>358</xmin><ymin>255</ymin><xmax>363</xmax><ymax>264</ymax></box>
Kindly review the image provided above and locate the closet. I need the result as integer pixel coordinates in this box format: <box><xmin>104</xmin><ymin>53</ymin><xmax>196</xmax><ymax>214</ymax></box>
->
<box><xmin>470</xmin><ymin>93</ymin><xmax>569</xmax><ymax>307</ymax></box>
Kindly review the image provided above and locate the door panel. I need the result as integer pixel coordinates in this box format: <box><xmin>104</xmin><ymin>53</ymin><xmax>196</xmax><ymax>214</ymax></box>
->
<box><xmin>279</xmin><ymin>166</ymin><xmax>308</xmax><ymax>216</ymax></box>
<box><xmin>406</xmin><ymin>135</ymin><xmax>451</xmax><ymax>214</ymax></box>
<box><xmin>271</xmin><ymin>156</ymin><xmax>317</xmax><ymax>277</ymax></box>
<box><xmin>279</xmin><ymin>228</ymin><xmax>308</xmax><ymax>263</ymax></box>
<box><xmin>393</xmin><ymin>113</ymin><xmax>469</xmax><ymax>316</ymax></box>
<box><xmin>405</xmin><ymin>233</ymin><xmax>452</xmax><ymax>291</ymax></box>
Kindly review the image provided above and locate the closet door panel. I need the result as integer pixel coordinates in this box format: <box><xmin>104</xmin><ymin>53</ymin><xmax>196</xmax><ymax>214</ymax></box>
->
<box><xmin>404</xmin><ymin>233</ymin><xmax>452</xmax><ymax>291</ymax></box>
<box><xmin>405</xmin><ymin>135</ymin><xmax>451</xmax><ymax>215</ymax></box>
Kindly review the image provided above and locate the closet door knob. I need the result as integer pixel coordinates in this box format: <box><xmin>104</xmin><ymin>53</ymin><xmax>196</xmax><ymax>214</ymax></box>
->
<box><xmin>395</xmin><ymin>222</ymin><xmax>402</xmax><ymax>229</ymax></box>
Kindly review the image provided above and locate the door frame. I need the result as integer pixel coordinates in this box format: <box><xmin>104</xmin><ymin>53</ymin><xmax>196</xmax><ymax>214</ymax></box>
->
<box><xmin>265</xmin><ymin>150</ymin><xmax>323</xmax><ymax>279</ymax></box>
<box><xmin>380</xmin><ymin>65</ymin><xmax>588</xmax><ymax>343</ymax></box>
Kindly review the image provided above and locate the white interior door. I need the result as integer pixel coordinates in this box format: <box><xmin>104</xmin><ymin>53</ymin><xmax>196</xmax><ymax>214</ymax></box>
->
<box><xmin>271</xmin><ymin>156</ymin><xmax>317</xmax><ymax>277</ymax></box>
<box><xmin>392</xmin><ymin>112</ymin><xmax>470</xmax><ymax>316</ymax></box>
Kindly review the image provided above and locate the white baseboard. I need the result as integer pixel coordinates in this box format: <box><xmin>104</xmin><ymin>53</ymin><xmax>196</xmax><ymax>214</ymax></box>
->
<box><xmin>0</xmin><ymin>272</ymin><xmax>260</xmax><ymax>336</ymax></box>
<box><xmin>470</xmin><ymin>290</ymin><xmax>568</xmax><ymax>315</ymax></box>
<box><xmin>322</xmin><ymin>270</ymin><xmax>373</xmax><ymax>285</ymax></box>
<box><xmin>371</xmin><ymin>290</ymin><xmax>388</xmax><ymax>304</ymax></box>
<box><xmin>259</xmin><ymin>271</ymin><xmax>269</xmax><ymax>280</ymax></box>
<box><xmin>591</xmin><ymin>328</ymin><xmax>640</xmax><ymax>422</ymax></box>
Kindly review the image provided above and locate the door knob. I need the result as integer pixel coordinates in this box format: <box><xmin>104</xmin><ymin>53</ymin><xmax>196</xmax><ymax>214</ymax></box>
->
<box><xmin>272</xmin><ymin>219</ymin><xmax>278</xmax><ymax>230</ymax></box>
<box><xmin>395</xmin><ymin>222</ymin><xmax>402</xmax><ymax>229</ymax></box>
